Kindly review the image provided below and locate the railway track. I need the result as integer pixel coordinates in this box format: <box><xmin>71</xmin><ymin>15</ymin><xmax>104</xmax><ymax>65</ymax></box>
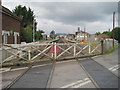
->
<box><xmin>3</xmin><ymin>56</ymin><xmax>119</xmax><ymax>89</ymax></box>
<box><xmin>3</xmin><ymin>66</ymin><xmax>31</xmax><ymax>90</ymax></box>
<box><xmin>75</xmin><ymin>58</ymin><xmax>99</xmax><ymax>88</ymax></box>
<box><xmin>47</xmin><ymin>57</ymin><xmax>119</xmax><ymax>88</ymax></box>
<box><xmin>3</xmin><ymin>62</ymin><xmax>54</xmax><ymax>89</ymax></box>
<box><xmin>76</xmin><ymin>57</ymin><xmax>119</xmax><ymax>88</ymax></box>
<box><xmin>2</xmin><ymin>39</ymin><xmax>71</xmax><ymax>89</ymax></box>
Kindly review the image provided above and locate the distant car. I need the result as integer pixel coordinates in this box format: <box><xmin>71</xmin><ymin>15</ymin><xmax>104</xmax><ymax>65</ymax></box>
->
<box><xmin>21</xmin><ymin>42</ymin><xmax>26</xmax><ymax>44</ymax></box>
<box><xmin>114</xmin><ymin>40</ymin><xmax>118</xmax><ymax>44</ymax></box>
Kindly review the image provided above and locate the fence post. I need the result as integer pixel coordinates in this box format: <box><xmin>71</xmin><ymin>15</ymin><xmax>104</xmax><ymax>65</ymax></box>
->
<box><xmin>89</xmin><ymin>43</ymin><xmax>91</xmax><ymax>54</ymax></box>
<box><xmin>54</xmin><ymin>42</ymin><xmax>57</xmax><ymax>60</ymax></box>
<box><xmin>28</xmin><ymin>45</ymin><xmax>31</xmax><ymax>61</ymax></box>
<box><xmin>51</xmin><ymin>42</ymin><xmax>54</xmax><ymax>59</ymax></box>
<box><xmin>101</xmin><ymin>40</ymin><xmax>104</xmax><ymax>55</ymax></box>
<box><xmin>74</xmin><ymin>43</ymin><xmax>76</xmax><ymax>57</ymax></box>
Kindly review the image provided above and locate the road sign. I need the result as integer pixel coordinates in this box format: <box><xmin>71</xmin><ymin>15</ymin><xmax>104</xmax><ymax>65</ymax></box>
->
<box><xmin>50</xmin><ymin>45</ymin><xmax>60</xmax><ymax>53</ymax></box>
<box><xmin>82</xmin><ymin>40</ymin><xmax>85</xmax><ymax>43</ymax></box>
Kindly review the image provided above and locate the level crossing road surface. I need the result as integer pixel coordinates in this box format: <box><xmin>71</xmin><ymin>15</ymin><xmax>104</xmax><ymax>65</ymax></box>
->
<box><xmin>91</xmin><ymin>48</ymin><xmax>119</xmax><ymax>77</ymax></box>
<box><xmin>2</xmin><ymin>69</ymin><xmax>26</xmax><ymax>89</ymax></box>
<box><xmin>78</xmin><ymin>58</ymin><xmax>119</xmax><ymax>88</ymax></box>
<box><xmin>50</xmin><ymin>60</ymin><xmax>96</xmax><ymax>88</ymax></box>
<box><xmin>2</xmin><ymin>57</ymin><xmax>119</xmax><ymax>89</ymax></box>
<box><xmin>9</xmin><ymin>64</ymin><xmax>53</xmax><ymax>88</ymax></box>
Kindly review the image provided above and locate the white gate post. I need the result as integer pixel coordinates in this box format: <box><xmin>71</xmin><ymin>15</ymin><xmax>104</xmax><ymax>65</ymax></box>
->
<box><xmin>74</xmin><ymin>43</ymin><xmax>76</xmax><ymax>57</ymax></box>
<box><xmin>54</xmin><ymin>42</ymin><xmax>57</xmax><ymax>60</ymax></box>
<box><xmin>51</xmin><ymin>42</ymin><xmax>54</xmax><ymax>59</ymax></box>
<box><xmin>28</xmin><ymin>46</ymin><xmax>31</xmax><ymax>61</ymax></box>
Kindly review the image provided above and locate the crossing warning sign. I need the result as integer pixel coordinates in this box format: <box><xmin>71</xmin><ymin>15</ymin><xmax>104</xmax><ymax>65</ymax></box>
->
<box><xmin>50</xmin><ymin>45</ymin><xmax>60</xmax><ymax>53</ymax></box>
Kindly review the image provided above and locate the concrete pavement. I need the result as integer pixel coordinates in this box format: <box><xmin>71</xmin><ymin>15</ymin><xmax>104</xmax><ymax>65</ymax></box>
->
<box><xmin>91</xmin><ymin>48</ymin><xmax>119</xmax><ymax>77</ymax></box>
<box><xmin>79</xmin><ymin>58</ymin><xmax>118</xmax><ymax>88</ymax></box>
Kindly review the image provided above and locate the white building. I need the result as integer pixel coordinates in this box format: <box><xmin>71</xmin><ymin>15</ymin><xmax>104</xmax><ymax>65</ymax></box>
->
<box><xmin>75</xmin><ymin>27</ymin><xmax>90</xmax><ymax>41</ymax></box>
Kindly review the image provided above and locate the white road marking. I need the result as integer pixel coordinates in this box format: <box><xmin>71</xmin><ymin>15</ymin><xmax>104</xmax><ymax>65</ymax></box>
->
<box><xmin>0</xmin><ymin>67</ymin><xmax>28</xmax><ymax>73</ymax></box>
<box><xmin>61</xmin><ymin>78</ymin><xmax>91</xmax><ymax>88</ymax></box>
<box><xmin>57</xmin><ymin>60</ymin><xmax>75</xmax><ymax>64</ymax></box>
<box><xmin>0</xmin><ymin>68</ymin><xmax>11</xmax><ymax>71</ymax></box>
<box><xmin>72</xmin><ymin>80</ymin><xmax>91</xmax><ymax>88</ymax></box>
<box><xmin>32</xmin><ymin>63</ymin><xmax>52</xmax><ymax>68</ymax></box>
<box><xmin>111</xmin><ymin>67</ymin><xmax>119</xmax><ymax>71</ymax></box>
<box><xmin>0</xmin><ymin>68</ymin><xmax>11</xmax><ymax>73</ymax></box>
<box><xmin>109</xmin><ymin>65</ymin><xmax>119</xmax><ymax>71</ymax></box>
<box><xmin>1</xmin><ymin>63</ymin><xmax>52</xmax><ymax>72</ymax></box>
<box><xmin>10</xmin><ymin>67</ymin><xmax>28</xmax><ymax>71</ymax></box>
<box><xmin>91</xmin><ymin>55</ymin><xmax>102</xmax><ymax>59</ymax></box>
<box><xmin>78</xmin><ymin>58</ymin><xmax>88</xmax><ymax>61</ymax></box>
<box><xmin>109</xmin><ymin>65</ymin><xmax>118</xmax><ymax>70</ymax></box>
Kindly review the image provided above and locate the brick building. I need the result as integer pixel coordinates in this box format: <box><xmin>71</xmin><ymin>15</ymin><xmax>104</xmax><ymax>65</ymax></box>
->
<box><xmin>0</xmin><ymin>5</ymin><xmax>2</xmax><ymax>44</ymax></box>
<box><xmin>0</xmin><ymin>6</ymin><xmax>21</xmax><ymax>44</ymax></box>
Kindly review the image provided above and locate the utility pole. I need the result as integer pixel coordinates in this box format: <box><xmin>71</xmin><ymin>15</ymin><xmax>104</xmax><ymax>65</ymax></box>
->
<box><xmin>108</xmin><ymin>28</ymin><xmax>110</xmax><ymax>32</ymax></box>
<box><xmin>0</xmin><ymin>2</ymin><xmax>2</xmax><ymax>44</ymax></box>
<box><xmin>112</xmin><ymin>12</ymin><xmax>115</xmax><ymax>48</ymax></box>
<box><xmin>84</xmin><ymin>26</ymin><xmax>86</xmax><ymax>40</ymax></box>
<box><xmin>33</xmin><ymin>19</ymin><xmax>36</xmax><ymax>42</ymax></box>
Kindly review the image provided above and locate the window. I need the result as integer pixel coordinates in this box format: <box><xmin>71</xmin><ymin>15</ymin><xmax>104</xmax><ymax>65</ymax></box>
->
<box><xmin>14</xmin><ymin>32</ymin><xmax>19</xmax><ymax>44</ymax></box>
<box><xmin>2</xmin><ymin>30</ymin><xmax>9</xmax><ymax>44</ymax></box>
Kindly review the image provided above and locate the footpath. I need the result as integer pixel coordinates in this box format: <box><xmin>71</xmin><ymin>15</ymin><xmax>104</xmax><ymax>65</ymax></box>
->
<box><xmin>92</xmin><ymin>47</ymin><xmax>119</xmax><ymax>77</ymax></box>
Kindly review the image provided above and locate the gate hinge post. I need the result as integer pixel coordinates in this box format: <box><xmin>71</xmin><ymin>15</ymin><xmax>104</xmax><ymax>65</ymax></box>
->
<box><xmin>89</xmin><ymin>43</ymin><xmax>91</xmax><ymax>54</ymax></box>
<box><xmin>54</xmin><ymin>42</ymin><xmax>57</xmax><ymax>60</ymax></box>
<box><xmin>74</xmin><ymin>43</ymin><xmax>76</xmax><ymax>57</ymax></box>
<box><xmin>28</xmin><ymin>45</ymin><xmax>31</xmax><ymax>62</ymax></box>
<box><xmin>101</xmin><ymin>40</ymin><xmax>104</xmax><ymax>55</ymax></box>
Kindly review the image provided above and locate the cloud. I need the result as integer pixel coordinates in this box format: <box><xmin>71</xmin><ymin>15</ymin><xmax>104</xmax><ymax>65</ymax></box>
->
<box><xmin>34</xmin><ymin>2</ymin><xmax>117</xmax><ymax>24</ymax></box>
<box><xmin>2</xmin><ymin>0</ymin><xmax>120</xmax><ymax>2</ymax></box>
<box><xmin>2</xmin><ymin>1</ymin><xmax>118</xmax><ymax>34</ymax></box>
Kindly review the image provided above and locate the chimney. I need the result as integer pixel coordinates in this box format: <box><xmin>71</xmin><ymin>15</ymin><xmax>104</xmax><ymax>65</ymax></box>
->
<box><xmin>78</xmin><ymin>27</ymin><xmax>80</xmax><ymax>32</ymax></box>
<box><xmin>108</xmin><ymin>28</ymin><xmax>110</xmax><ymax>32</ymax></box>
<box><xmin>0</xmin><ymin>0</ymin><xmax>1</xmax><ymax>5</ymax></box>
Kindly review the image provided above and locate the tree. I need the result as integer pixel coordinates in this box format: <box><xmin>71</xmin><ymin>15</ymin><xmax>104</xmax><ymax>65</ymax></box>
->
<box><xmin>12</xmin><ymin>5</ymin><xmax>37</xmax><ymax>42</ymax></box>
<box><xmin>95</xmin><ymin>32</ymin><xmax>101</xmax><ymax>35</ymax></box>
<box><xmin>22</xmin><ymin>24</ymin><xmax>33</xmax><ymax>42</ymax></box>
<box><xmin>102</xmin><ymin>31</ymin><xmax>112</xmax><ymax>38</ymax></box>
<box><xmin>36</xmin><ymin>30</ymin><xmax>44</xmax><ymax>40</ymax></box>
<box><xmin>112</xmin><ymin>27</ymin><xmax>120</xmax><ymax>43</ymax></box>
<box><xmin>50</xmin><ymin>30</ymin><xmax>56</xmax><ymax>39</ymax></box>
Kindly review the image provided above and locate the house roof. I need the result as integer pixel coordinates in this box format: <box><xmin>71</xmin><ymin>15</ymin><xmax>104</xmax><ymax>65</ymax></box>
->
<box><xmin>95</xmin><ymin>34</ymin><xmax>110</xmax><ymax>38</ymax></box>
<box><xmin>0</xmin><ymin>6</ymin><xmax>21</xmax><ymax>21</ymax></box>
<box><xmin>68</xmin><ymin>34</ymin><xmax>75</xmax><ymax>36</ymax></box>
<box><xmin>75</xmin><ymin>30</ymin><xmax>90</xmax><ymax>35</ymax></box>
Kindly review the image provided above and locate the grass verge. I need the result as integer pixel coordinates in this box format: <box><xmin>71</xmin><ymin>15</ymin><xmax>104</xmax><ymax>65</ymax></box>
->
<box><xmin>105</xmin><ymin>44</ymin><xmax>118</xmax><ymax>55</ymax></box>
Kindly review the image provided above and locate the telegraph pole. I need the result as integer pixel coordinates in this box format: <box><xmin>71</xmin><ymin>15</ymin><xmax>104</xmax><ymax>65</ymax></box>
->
<box><xmin>0</xmin><ymin>2</ymin><xmax>2</xmax><ymax>44</ymax></box>
<box><xmin>84</xmin><ymin>26</ymin><xmax>86</xmax><ymax>40</ymax></box>
<box><xmin>33</xmin><ymin>19</ymin><xmax>36</xmax><ymax>42</ymax></box>
<box><xmin>112</xmin><ymin>12</ymin><xmax>115</xmax><ymax>48</ymax></box>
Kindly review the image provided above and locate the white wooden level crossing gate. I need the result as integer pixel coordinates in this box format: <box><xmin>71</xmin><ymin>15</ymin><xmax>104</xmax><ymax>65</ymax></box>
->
<box><xmin>1</xmin><ymin>42</ymin><xmax>102</xmax><ymax>64</ymax></box>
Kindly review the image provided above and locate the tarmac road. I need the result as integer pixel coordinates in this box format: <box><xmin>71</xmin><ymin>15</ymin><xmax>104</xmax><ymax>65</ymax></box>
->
<box><xmin>78</xmin><ymin>58</ymin><xmax>119</xmax><ymax>88</ymax></box>
<box><xmin>9</xmin><ymin>63</ymin><xmax>53</xmax><ymax>88</ymax></box>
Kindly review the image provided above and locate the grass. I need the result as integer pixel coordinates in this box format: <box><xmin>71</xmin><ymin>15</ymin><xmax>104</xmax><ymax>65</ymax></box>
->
<box><xmin>105</xmin><ymin>44</ymin><xmax>118</xmax><ymax>55</ymax></box>
<box><xmin>105</xmin><ymin>48</ymin><xmax>115</xmax><ymax>54</ymax></box>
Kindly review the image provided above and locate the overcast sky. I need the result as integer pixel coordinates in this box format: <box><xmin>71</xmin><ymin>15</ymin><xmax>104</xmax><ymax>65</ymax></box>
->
<box><xmin>2</xmin><ymin>0</ymin><xmax>119</xmax><ymax>34</ymax></box>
